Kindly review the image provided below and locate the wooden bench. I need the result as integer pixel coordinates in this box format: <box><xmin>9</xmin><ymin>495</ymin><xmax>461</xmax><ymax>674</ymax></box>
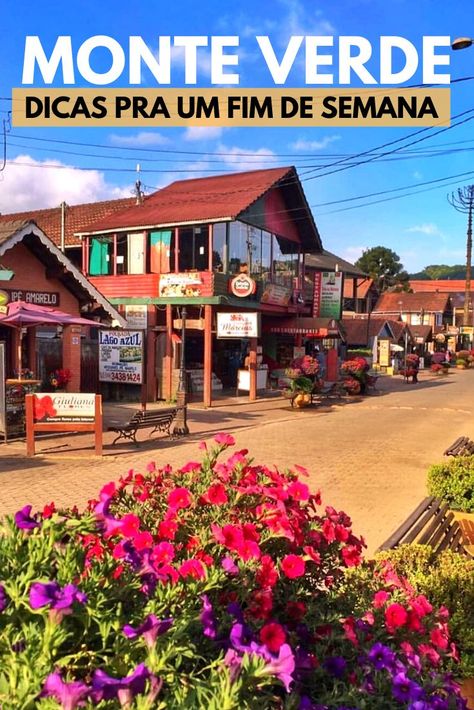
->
<box><xmin>376</xmin><ymin>496</ymin><xmax>472</xmax><ymax>558</ymax></box>
<box><xmin>108</xmin><ymin>407</ymin><xmax>181</xmax><ymax>446</ymax></box>
<box><xmin>444</xmin><ymin>436</ymin><xmax>474</xmax><ymax>457</ymax></box>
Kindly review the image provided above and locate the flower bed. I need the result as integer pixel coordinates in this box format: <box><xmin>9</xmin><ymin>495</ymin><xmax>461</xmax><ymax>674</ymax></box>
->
<box><xmin>0</xmin><ymin>437</ymin><xmax>468</xmax><ymax>708</ymax></box>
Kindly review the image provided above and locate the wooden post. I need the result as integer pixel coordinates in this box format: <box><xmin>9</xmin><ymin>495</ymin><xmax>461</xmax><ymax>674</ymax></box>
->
<box><xmin>25</xmin><ymin>394</ymin><xmax>35</xmax><ymax>457</ymax></box>
<box><xmin>249</xmin><ymin>337</ymin><xmax>257</xmax><ymax>401</ymax></box>
<box><xmin>165</xmin><ymin>305</ymin><xmax>173</xmax><ymax>400</ymax></box>
<box><xmin>95</xmin><ymin>395</ymin><xmax>103</xmax><ymax>456</ymax></box>
<box><xmin>204</xmin><ymin>305</ymin><xmax>212</xmax><ymax>408</ymax></box>
<box><xmin>174</xmin><ymin>227</ymin><xmax>179</xmax><ymax>272</ymax></box>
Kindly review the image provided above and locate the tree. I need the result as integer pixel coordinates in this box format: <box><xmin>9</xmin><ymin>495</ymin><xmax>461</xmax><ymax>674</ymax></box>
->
<box><xmin>355</xmin><ymin>246</ymin><xmax>409</xmax><ymax>291</ymax></box>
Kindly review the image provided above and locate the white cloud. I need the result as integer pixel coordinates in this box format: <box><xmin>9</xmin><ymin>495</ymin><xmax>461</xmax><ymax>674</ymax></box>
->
<box><xmin>216</xmin><ymin>143</ymin><xmax>277</xmax><ymax>171</ymax></box>
<box><xmin>0</xmin><ymin>155</ymin><xmax>131</xmax><ymax>212</ymax></box>
<box><xmin>406</xmin><ymin>223</ymin><xmax>442</xmax><ymax>236</ymax></box>
<box><xmin>109</xmin><ymin>132</ymin><xmax>170</xmax><ymax>147</ymax></box>
<box><xmin>183</xmin><ymin>126</ymin><xmax>225</xmax><ymax>141</ymax></box>
<box><xmin>340</xmin><ymin>245</ymin><xmax>366</xmax><ymax>263</ymax></box>
<box><xmin>290</xmin><ymin>136</ymin><xmax>340</xmax><ymax>150</ymax></box>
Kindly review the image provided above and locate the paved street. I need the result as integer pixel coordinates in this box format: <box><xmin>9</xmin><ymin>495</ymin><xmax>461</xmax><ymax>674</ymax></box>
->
<box><xmin>1</xmin><ymin>370</ymin><xmax>473</xmax><ymax>554</ymax></box>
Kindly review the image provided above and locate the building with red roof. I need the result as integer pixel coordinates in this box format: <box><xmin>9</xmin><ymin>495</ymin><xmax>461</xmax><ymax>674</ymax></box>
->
<box><xmin>75</xmin><ymin>166</ymin><xmax>328</xmax><ymax>404</ymax></box>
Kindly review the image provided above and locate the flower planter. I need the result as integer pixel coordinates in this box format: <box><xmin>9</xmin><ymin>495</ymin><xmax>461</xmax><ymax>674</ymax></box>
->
<box><xmin>457</xmin><ymin>363</ymin><xmax>467</xmax><ymax>369</ymax></box>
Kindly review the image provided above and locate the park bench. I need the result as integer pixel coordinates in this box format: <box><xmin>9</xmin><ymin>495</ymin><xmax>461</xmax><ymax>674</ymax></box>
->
<box><xmin>376</xmin><ymin>496</ymin><xmax>472</xmax><ymax>558</ymax></box>
<box><xmin>108</xmin><ymin>407</ymin><xmax>181</xmax><ymax>446</ymax></box>
<box><xmin>444</xmin><ymin>436</ymin><xmax>474</xmax><ymax>457</ymax></box>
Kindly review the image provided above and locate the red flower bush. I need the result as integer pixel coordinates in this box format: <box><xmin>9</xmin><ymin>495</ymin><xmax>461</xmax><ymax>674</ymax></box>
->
<box><xmin>1</xmin><ymin>435</ymin><xmax>468</xmax><ymax>708</ymax></box>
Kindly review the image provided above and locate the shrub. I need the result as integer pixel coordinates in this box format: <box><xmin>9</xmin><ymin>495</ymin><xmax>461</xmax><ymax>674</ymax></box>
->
<box><xmin>428</xmin><ymin>457</ymin><xmax>474</xmax><ymax>512</ymax></box>
<box><xmin>0</xmin><ymin>439</ymin><xmax>467</xmax><ymax>709</ymax></box>
<box><xmin>344</xmin><ymin>545</ymin><xmax>474</xmax><ymax>678</ymax></box>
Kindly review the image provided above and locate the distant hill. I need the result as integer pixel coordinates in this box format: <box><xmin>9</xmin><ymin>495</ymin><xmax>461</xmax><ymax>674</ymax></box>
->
<box><xmin>409</xmin><ymin>265</ymin><xmax>466</xmax><ymax>280</ymax></box>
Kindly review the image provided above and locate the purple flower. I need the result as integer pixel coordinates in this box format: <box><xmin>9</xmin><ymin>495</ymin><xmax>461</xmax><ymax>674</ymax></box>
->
<box><xmin>29</xmin><ymin>582</ymin><xmax>87</xmax><ymax>614</ymax></box>
<box><xmin>200</xmin><ymin>594</ymin><xmax>217</xmax><ymax>639</ymax></box>
<box><xmin>227</xmin><ymin>602</ymin><xmax>244</xmax><ymax>623</ymax></box>
<box><xmin>259</xmin><ymin>643</ymin><xmax>295</xmax><ymax>692</ymax></box>
<box><xmin>41</xmin><ymin>671</ymin><xmax>89</xmax><ymax>710</ymax></box>
<box><xmin>367</xmin><ymin>642</ymin><xmax>396</xmax><ymax>671</ymax></box>
<box><xmin>14</xmin><ymin>505</ymin><xmax>40</xmax><ymax>530</ymax></box>
<box><xmin>222</xmin><ymin>556</ymin><xmax>239</xmax><ymax>575</ymax></box>
<box><xmin>392</xmin><ymin>672</ymin><xmax>424</xmax><ymax>703</ymax></box>
<box><xmin>408</xmin><ymin>702</ymin><xmax>432</xmax><ymax>710</ymax></box>
<box><xmin>91</xmin><ymin>663</ymin><xmax>154</xmax><ymax>704</ymax></box>
<box><xmin>229</xmin><ymin>622</ymin><xmax>253</xmax><ymax>652</ymax></box>
<box><xmin>323</xmin><ymin>656</ymin><xmax>347</xmax><ymax>679</ymax></box>
<box><xmin>123</xmin><ymin>614</ymin><xmax>172</xmax><ymax>648</ymax></box>
<box><xmin>0</xmin><ymin>584</ymin><xmax>8</xmax><ymax>612</ymax></box>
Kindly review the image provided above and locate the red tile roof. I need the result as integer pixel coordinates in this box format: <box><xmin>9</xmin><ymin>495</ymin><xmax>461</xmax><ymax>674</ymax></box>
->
<box><xmin>78</xmin><ymin>167</ymin><xmax>322</xmax><ymax>251</ymax></box>
<box><xmin>0</xmin><ymin>197</ymin><xmax>135</xmax><ymax>247</ymax></box>
<box><xmin>343</xmin><ymin>278</ymin><xmax>374</xmax><ymax>299</ymax></box>
<box><xmin>80</xmin><ymin>167</ymin><xmax>294</xmax><ymax>233</ymax></box>
<box><xmin>409</xmin><ymin>279</ymin><xmax>467</xmax><ymax>292</ymax></box>
<box><xmin>342</xmin><ymin>317</ymin><xmax>401</xmax><ymax>345</ymax></box>
<box><xmin>373</xmin><ymin>291</ymin><xmax>450</xmax><ymax>314</ymax></box>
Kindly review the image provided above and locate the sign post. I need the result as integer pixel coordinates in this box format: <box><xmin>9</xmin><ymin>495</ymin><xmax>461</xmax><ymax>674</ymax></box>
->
<box><xmin>25</xmin><ymin>393</ymin><xmax>102</xmax><ymax>457</ymax></box>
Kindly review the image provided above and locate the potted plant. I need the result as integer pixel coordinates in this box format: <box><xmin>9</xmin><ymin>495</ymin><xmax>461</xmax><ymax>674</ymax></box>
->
<box><xmin>340</xmin><ymin>356</ymin><xmax>369</xmax><ymax>394</ymax></box>
<box><xmin>48</xmin><ymin>368</ymin><xmax>72</xmax><ymax>392</ymax></box>
<box><xmin>457</xmin><ymin>351</ymin><xmax>471</xmax><ymax>369</ymax></box>
<box><xmin>282</xmin><ymin>375</ymin><xmax>314</xmax><ymax>407</ymax></box>
<box><xmin>431</xmin><ymin>363</ymin><xmax>448</xmax><ymax>376</ymax></box>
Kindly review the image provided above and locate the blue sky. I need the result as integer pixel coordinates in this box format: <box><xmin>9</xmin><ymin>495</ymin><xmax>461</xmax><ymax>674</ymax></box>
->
<box><xmin>1</xmin><ymin>0</ymin><xmax>473</xmax><ymax>272</ymax></box>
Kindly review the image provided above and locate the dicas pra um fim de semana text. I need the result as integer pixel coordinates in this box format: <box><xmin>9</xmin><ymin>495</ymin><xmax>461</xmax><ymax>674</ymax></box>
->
<box><xmin>21</xmin><ymin>35</ymin><xmax>452</xmax><ymax>86</ymax></box>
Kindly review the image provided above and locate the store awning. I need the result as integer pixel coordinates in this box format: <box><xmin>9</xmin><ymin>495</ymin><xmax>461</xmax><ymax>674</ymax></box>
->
<box><xmin>264</xmin><ymin>317</ymin><xmax>345</xmax><ymax>339</ymax></box>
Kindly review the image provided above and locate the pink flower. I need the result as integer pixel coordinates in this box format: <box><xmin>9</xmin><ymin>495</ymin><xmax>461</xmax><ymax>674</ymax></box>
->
<box><xmin>418</xmin><ymin>643</ymin><xmax>441</xmax><ymax>665</ymax></box>
<box><xmin>158</xmin><ymin>518</ymin><xmax>178</xmax><ymax>540</ymax></box>
<box><xmin>214</xmin><ymin>433</ymin><xmax>235</xmax><ymax>447</ymax></box>
<box><xmin>212</xmin><ymin>524</ymin><xmax>244</xmax><ymax>550</ymax></box>
<box><xmin>180</xmin><ymin>461</ymin><xmax>201</xmax><ymax>474</ymax></box>
<box><xmin>410</xmin><ymin>595</ymin><xmax>433</xmax><ymax>618</ymax></box>
<box><xmin>430</xmin><ymin>624</ymin><xmax>449</xmax><ymax>650</ymax></box>
<box><xmin>198</xmin><ymin>441</ymin><xmax>207</xmax><ymax>451</ymax></box>
<box><xmin>260</xmin><ymin>622</ymin><xmax>286</xmax><ymax>653</ymax></box>
<box><xmin>256</xmin><ymin>555</ymin><xmax>279</xmax><ymax>588</ymax></box>
<box><xmin>385</xmin><ymin>603</ymin><xmax>408</xmax><ymax>631</ymax></box>
<box><xmin>119</xmin><ymin>514</ymin><xmax>141</xmax><ymax>538</ymax></box>
<box><xmin>133</xmin><ymin>531</ymin><xmax>153</xmax><ymax>550</ymax></box>
<box><xmin>280</xmin><ymin>554</ymin><xmax>305</xmax><ymax>579</ymax></box>
<box><xmin>146</xmin><ymin>461</ymin><xmax>156</xmax><ymax>472</ymax></box>
<box><xmin>179</xmin><ymin>559</ymin><xmax>206</xmax><ymax>580</ymax></box>
<box><xmin>168</xmin><ymin>487</ymin><xmax>192</xmax><ymax>510</ymax></box>
<box><xmin>287</xmin><ymin>481</ymin><xmax>309</xmax><ymax>501</ymax></box>
<box><xmin>152</xmin><ymin>542</ymin><xmax>175</xmax><ymax>565</ymax></box>
<box><xmin>238</xmin><ymin>540</ymin><xmax>261</xmax><ymax>561</ymax></box>
<box><xmin>204</xmin><ymin>484</ymin><xmax>228</xmax><ymax>505</ymax></box>
<box><xmin>373</xmin><ymin>590</ymin><xmax>389</xmax><ymax>608</ymax></box>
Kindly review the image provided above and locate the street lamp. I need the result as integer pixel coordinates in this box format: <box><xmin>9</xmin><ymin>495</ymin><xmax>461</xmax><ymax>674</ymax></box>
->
<box><xmin>172</xmin><ymin>306</ymin><xmax>189</xmax><ymax>435</ymax></box>
<box><xmin>451</xmin><ymin>37</ymin><xmax>473</xmax><ymax>51</ymax></box>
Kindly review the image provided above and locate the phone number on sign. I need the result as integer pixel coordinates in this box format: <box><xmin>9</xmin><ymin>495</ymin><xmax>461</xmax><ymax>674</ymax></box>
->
<box><xmin>109</xmin><ymin>371</ymin><xmax>142</xmax><ymax>383</ymax></box>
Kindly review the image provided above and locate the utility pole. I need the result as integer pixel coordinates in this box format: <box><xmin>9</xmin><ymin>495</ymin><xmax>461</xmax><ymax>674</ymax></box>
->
<box><xmin>448</xmin><ymin>185</ymin><xmax>474</xmax><ymax>327</ymax></box>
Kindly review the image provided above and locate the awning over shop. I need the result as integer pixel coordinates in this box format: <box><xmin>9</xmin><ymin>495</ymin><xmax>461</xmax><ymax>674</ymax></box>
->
<box><xmin>264</xmin><ymin>317</ymin><xmax>345</xmax><ymax>339</ymax></box>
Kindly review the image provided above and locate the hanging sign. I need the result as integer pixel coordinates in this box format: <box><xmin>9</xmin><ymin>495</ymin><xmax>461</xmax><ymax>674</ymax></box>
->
<box><xmin>261</xmin><ymin>283</ymin><xmax>292</xmax><ymax>306</ymax></box>
<box><xmin>229</xmin><ymin>274</ymin><xmax>256</xmax><ymax>298</ymax></box>
<box><xmin>99</xmin><ymin>330</ymin><xmax>144</xmax><ymax>384</ymax></box>
<box><xmin>313</xmin><ymin>272</ymin><xmax>343</xmax><ymax>319</ymax></box>
<box><xmin>217</xmin><ymin>312</ymin><xmax>260</xmax><ymax>338</ymax></box>
<box><xmin>125</xmin><ymin>305</ymin><xmax>148</xmax><ymax>329</ymax></box>
<box><xmin>0</xmin><ymin>289</ymin><xmax>60</xmax><ymax>307</ymax></box>
<box><xmin>159</xmin><ymin>273</ymin><xmax>202</xmax><ymax>297</ymax></box>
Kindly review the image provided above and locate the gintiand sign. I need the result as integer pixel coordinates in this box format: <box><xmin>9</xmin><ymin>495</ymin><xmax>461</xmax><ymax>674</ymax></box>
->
<box><xmin>229</xmin><ymin>274</ymin><xmax>257</xmax><ymax>298</ymax></box>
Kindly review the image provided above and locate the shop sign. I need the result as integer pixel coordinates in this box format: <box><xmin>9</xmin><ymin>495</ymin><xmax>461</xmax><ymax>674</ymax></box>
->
<box><xmin>313</xmin><ymin>272</ymin><xmax>343</xmax><ymax>319</ymax></box>
<box><xmin>261</xmin><ymin>283</ymin><xmax>292</xmax><ymax>306</ymax></box>
<box><xmin>32</xmin><ymin>392</ymin><xmax>95</xmax><ymax>423</ymax></box>
<box><xmin>173</xmin><ymin>318</ymin><xmax>205</xmax><ymax>330</ymax></box>
<box><xmin>378</xmin><ymin>338</ymin><xmax>391</xmax><ymax>367</ymax></box>
<box><xmin>159</xmin><ymin>273</ymin><xmax>203</xmax><ymax>298</ymax></box>
<box><xmin>460</xmin><ymin>326</ymin><xmax>474</xmax><ymax>335</ymax></box>
<box><xmin>435</xmin><ymin>333</ymin><xmax>446</xmax><ymax>342</ymax></box>
<box><xmin>447</xmin><ymin>326</ymin><xmax>459</xmax><ymax>335</ymax></box>
<box><xmin>229</xmin><ymin>274</ymin><xmax>256</xmax><ymax>298</ymax></box>
<box><xmin>293</xmin><ymin>346</ymin><xmax>305</xmax><ymax>359</ymax></box>
<box><xmin>0</xmin><ymin>289</ymin><xmax>60</xmax><ymax>307</ymax></box>
<box><xmin>217</xmin><ymin>312</ymin><xmax>260</xmax><ymax>339</ymax></box>
<box><xmin>99</xmin><ymin>330</ymin><xmax>144</xmax><ymax>384</ymax></box>
<box><xmin>125</xmin><ymin>304</ymin><xmax>148</xmax><ymax>329</ymax></box>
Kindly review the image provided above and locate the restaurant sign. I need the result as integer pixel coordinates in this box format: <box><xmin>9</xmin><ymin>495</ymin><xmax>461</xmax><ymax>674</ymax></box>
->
<box><xmin>229</xmin><ymin>274</ymin><xmax>256</xmax><ymax>298</ymax></box>
<box><xmin>33</xmin><ymin>392</ymin><xmax>95</xmax><ymax>423</ymax></box>
<box><xmin>313</xmin><ymin>272</ymin><xmax>343</xmax><ymax>319</ymax></box>
<box><xmin>99</xmin><ymin>330</ymin><xmax>144</xmax><ymax>384</ymax></box>
<box><xmin>125</xmin><ymin>304</ymin><xmax>147</xmax><ymax>329</ymax></box>
<box><xmin>0</xmin><ymin>288</ymin><xmax>60</xmax><ymax>307</ymax></box>
<box><xmin>217</xmin><ymin>312</ymin><xmax>260</xmax><ymax>339</ymax></box>
<box><xmin>159</xmin><ymin>273</ymin><xmax>202</xmax><ymax>297</ymax></box>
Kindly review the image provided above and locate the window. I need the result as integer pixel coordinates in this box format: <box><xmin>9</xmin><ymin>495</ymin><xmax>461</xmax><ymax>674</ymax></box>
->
<box><xmin>116</xmin><ymin>235</ymin><xmax>128</xmax><ymax>274</ymax></box>
<box><xmin>89</xmin><ymin>236</ymin><xmax>112</xmax><ymax>275</ymax></box>
<box><xmin>272</xmin><ymin>236</ymin><xmax>298</xmax><ymax>286</ymax></box>
<box><xmin>261</xmin><ymin>230</ymin><xmax>272</xmax><ymax>281</ymax></box>
<box><xmin>178</xmin><ymin>226</ymin><xmax>209</xmax><ymax>271</ymax></box>
<box><xmin>150</xmin><ymin>230</ymin><xmax>174</xmax><ymax>273</ymax></box>
<box><xmin>228</xmin><ymin>222</ymin><xmax>248</xmax><ymax>274</ymax></box>
<box><xmin>212</xmin><ymin>223</ymin><xmax>227</xmax><ymax>272</ymax></box>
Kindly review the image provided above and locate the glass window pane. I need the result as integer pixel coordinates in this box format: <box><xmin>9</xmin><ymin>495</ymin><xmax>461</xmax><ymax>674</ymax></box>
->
<box><xmin>178</xmin><ymin>226</ymin><xmax>209</xmax><ymax>271</ymax></box>
<box><xmin>212</xmin><ymin>223</ymin><xmax>226</xmax><ymax>272</ymax></box>
<box><xmin>229</xmin><ymin>222</ymin><xmax>248</xmax><ymax>274</ymax></box>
